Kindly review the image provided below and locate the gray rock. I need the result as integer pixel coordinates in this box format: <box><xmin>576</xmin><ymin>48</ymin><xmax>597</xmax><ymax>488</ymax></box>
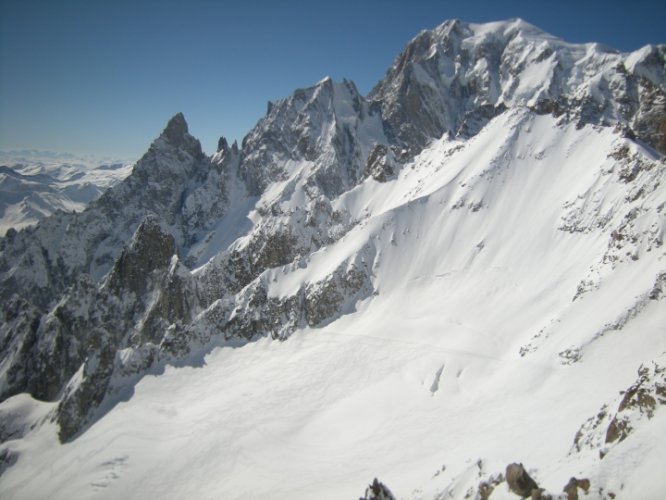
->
<box><xmin>239</xmin><ymin>77</ymin><xmax>387</xmax><ymax>197</ymax></box>
<box><xmin>106</xmin><ymin>215</ymin><xmax>177</xmax><ymax>297</ymax></box>
<box><xmin>360</xmin><ymin>478</ymin><xmax>396</xmax><ymax>500</ymax></box>
<box><xmin>56</xmin><ymin>330</ymin><xmax>117</xmax><ymax>442</ymax></box>
<box><xmin>217</xmin><ymin>136</ymin><xmax>229</xmax><ymax>153</ymax></box>
<box><xmin>162</xmin><ymin>112</ymin><xmax>196</xmax><ymax>153</ymax></box>
<box><xmin>370</xmin><ymin>19</ymin><xmax>666</xmax><ymax>157</ymax></box>
<box><xmin>364</xmin><ymin>144</ymin><xmax>394</xmax><ymax>182</ymax></box>
<box><xmin>505</xmin><ymin>463</ymin><xmax>540</xmax><ymax>498</ymax></box>
<box><xmin>563</xmin><ymin>477</ymin><xmax>591</xmax><ymax>500</ymax></box>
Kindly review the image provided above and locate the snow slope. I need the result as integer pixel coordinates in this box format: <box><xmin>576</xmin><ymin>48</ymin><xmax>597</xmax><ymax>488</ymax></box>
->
<box><xmin>1</xmin><ymin>108</ymin><xmax>665</xmax><ymax>499</ymax></box>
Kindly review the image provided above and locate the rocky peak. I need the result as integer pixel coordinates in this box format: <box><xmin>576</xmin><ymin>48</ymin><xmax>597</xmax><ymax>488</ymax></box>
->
<box><xmin>360</xmin><ymin>478</ymin><xmax>396</xmax><ymax>500</ymax></box>
<box><xmin>315</xmin><ymin>74</ymin><xmax>334</xmax><ymax>90</ymax></box>
<box><xmin>370</xmin><ymin>18</ymin><xmax>666</xmax><ymax>156</ymax></box>
<box><xmin>118</xmin><ymin>113</ymin><xmax>216</xmax><ymax>229</ymax></box>
<box><xmin>217</xmin><ymin>136</ymin><xmax>229</xmax><ymax>153</ymax></box>
<box><xmin>163</xmin><ymin>112</ymin><xmax>188</xmax><ymax>143</ymax></box>
<box><xmin>216</xmin><ymin>136</ymin><xmax>240</xmax><ymax>158</ymax></box>
<box><xmin>239</xmin><ymin>76</ymin><xmax>385</xmax><ymax>196</ymax></box>
<box><xmin>152</xmin><ymin>112</ymin><xmax>204</xmax><ymax>160</ymax></box>
<box><xmin>625</xmin><ymin>44</ymin><xmax>666</xmax><ymax>91</ymax></box>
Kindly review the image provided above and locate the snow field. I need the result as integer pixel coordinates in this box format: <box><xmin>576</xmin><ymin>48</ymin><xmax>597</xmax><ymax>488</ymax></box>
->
<box><xmin>1</xmin><ymin>111</ymin><xmax>665</xmax><ymax>499</ymax></box>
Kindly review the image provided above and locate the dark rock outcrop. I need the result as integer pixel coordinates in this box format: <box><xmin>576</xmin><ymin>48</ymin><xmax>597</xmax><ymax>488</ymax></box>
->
<box><xmin>56</xmin><ymin>330</ymin><xmax>117</xmax><ymax>442</ymax></box>
<box><xmin>505</xmin><ymin>463</ymin><xmax>540</xmax><ymax>498</ymax></box>
<box><xmin>605</xmin><ymin>361</ymin><xmax>665</xmax><ymax>444</ymax></box>
<box><xmin>573</xmin><ymin>356</ymin><xmax>666</xmax><ymax>458</ymax></box>
<box><xmin>563</xmin><ymin>477</ymin><xmax>591</xmax><ymax>500</ymax></box>
<box><xmin>217</xmin><ymin>136</ymin><xmax>229</xmax><ymax>153</ymax></box>
<box><xmin>359</xmin><ymin>478</ymin><xmax>396</xmax><ymax>500</ymax></box>
<box><xmin>364</xmin><ymin>144</ymin><xmax>394</xmax><ymax>182</ymax></box>
<box><xmin>239</xmin><ymin>77</ymin><xmax>387</xmax><ymax>197</ymax></box>
<box><xmin>106</xmin><ymin>215</ymin><xmax>177</xmax><ymax>296</ymax></box>
<box><xmin>162</xmin><ymin>112</ymin><xmax>192</xmax><ymax>151</ymax></box>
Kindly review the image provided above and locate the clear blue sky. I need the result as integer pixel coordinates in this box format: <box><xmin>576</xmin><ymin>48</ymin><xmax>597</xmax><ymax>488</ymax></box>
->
<box><xmin>1</xmin><ymin>0</ymin><xmax>664</xmax><ymax>158</ymax></box>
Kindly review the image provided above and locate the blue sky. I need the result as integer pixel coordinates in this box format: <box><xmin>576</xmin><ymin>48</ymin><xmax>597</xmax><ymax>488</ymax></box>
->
<box><xmin>1</xmin><ymin>0</ymin><xmax>664</xmax><ymax>159</ymax></box>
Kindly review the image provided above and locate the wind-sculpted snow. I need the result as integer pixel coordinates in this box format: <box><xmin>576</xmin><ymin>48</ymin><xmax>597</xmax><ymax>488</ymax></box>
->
<box><xmin>0</xmin><ymin>18</ymin><xmax>665</xmax><ymax>500</ymax></box>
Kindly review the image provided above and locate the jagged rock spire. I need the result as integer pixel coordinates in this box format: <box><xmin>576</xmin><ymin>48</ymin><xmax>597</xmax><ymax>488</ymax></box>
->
<box><xmin>162</xmin><ymin>112</ymin><xmax>188</xmax><ymax>145</ymax></box>
<box><xmin>217</xmin><ymin>136</ymin><xmax>229</xmax><ymax>153</ymax></box>
<box><xmin>144</xmin><ymin>112</ymin><xmax>204</xmax><ymax>161</ymax></box>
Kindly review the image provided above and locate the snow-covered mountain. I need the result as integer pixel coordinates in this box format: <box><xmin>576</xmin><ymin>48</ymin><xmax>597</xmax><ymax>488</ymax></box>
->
<box><xmin>1</xmin><ymin>18</ymin><xmax>665</xmax><ymax>500</ymax></box>
<box><xmin>0</xmin><ymin>152</ymin><xmax>133</xmax><ymax>236</ymax></box>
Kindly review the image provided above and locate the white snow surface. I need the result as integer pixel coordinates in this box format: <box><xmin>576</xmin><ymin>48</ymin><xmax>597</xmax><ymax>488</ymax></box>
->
<box><xmin>1</xmin><ymin>109</ymin><xmax>665</xmax><ymax>499</ymax></box>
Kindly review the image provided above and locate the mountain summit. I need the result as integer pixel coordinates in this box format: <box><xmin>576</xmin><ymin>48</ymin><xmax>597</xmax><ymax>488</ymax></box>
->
<box><xmin>371</xmin><ymin>18</ymin><xmax>665</xmax><ymax>154</ymax></box>
<box><xmin>0</xmin><ymin>19</ymin><xmax>665</xmax><ymax>500</ymax></box>
<box><xmin>159</xmin><ymin>111</ymin><xmax>204</xmax><ymax>157</ymax></box>
<box><xmin>163</xmin><ymin>112</ymin><xmax>188</xmax><ymax>142</ymax></box>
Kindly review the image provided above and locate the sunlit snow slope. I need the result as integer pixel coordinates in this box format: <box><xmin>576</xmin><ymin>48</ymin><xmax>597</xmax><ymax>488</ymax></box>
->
<box><xmin>1</xmin><ymin>104</ymin><xmax>664</xmax><ymax>499</ymax></box>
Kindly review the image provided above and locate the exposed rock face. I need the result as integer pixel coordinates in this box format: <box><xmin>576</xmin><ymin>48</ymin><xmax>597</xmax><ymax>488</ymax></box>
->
<box><xmin>0</xmin><ymin>110</ymin><xmax>219</xmax><ymax>309</ymax></box>
<box><xmin>162</xmin><ymin>112</ymin><xmax>192</xmax><ymax>150</ymax></box>
<box><xmin>217</xmin><ymin>135</ymin><xmax>229</xmax><ymax>153</ymax></box>
<box><xmin>0</xmin><ymin>296</ymin><xmax>43</xmax><ymax>398</ymax></box>
<box><xmin>359</xmin><ymin>478</ymin><xmax>396</xmax><ymax>500</ymax></box>
<box><xmin>444</xmin><ymin>463</ymin><xmax>592</xmax><ymax>500</ymax></box>
<box><xmin>370</xmin><ymin>19</ymin><xmax>666</xmax><ymax>156</ymax></box>
<box><xmin>239</xmin><ymin>77</ymin><xmax>387</xmax><ymax>197</ymax></box>
<box><xmin>0</xmin><ymin>110</ymin><xmax>222</xmax><ymax>408</ymax></box>
<box><xmin>478</xmin><ymin>474</ymin><xmax>505</xmax><ymax>500</ymax></box>
<box><xmin>106</xmin><ymin>215</ymin><xmax>177</xmax><ymax>296</ymax></box>
<box><xmin>572</xmin><ymin>354</ymin><xmax>666</xmax><ymax>459</ymax></box>
<box><xmin>55</xmin><ymin>329</ymin><xmax>117</xmax><ymax>442</ymax></box>
<box><xmin>0</xmin><ymin>214</ymin><xmax>185</xmax><ymax>440</ymax></box>
<box><xmin>0</xmin><ymin>102</ymin><xmax>375</xmax><ymax>439</ymax></box>
<box><xmin>364</xmin><ymin>144</ymin><xmax>395</xmax><ymax>182</ymax></box>
<box><xmin>604</xmin><ymin>361</ymin><xmax>666</xmax><ymax>444</ymax></box>
<box><xmin>505</xmin><ymin>463</ymin><xmax>540</xmax><ymax>498</ymax></box>
<box><xmin>563</xmin><ymin>477</ymin><xmax>591</xmax><ymax>500</ymax></box>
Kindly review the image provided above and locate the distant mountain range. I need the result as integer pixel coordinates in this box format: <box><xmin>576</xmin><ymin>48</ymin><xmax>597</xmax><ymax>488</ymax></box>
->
<box><xmin>0</xmin><ymin>151</ymin><xmax>133</xmax><ymax>236</ymax></box>
<box><xmin>0</xmin><ymin>18</ymin><xmax>664</xmax><ymax>500</ymax></box>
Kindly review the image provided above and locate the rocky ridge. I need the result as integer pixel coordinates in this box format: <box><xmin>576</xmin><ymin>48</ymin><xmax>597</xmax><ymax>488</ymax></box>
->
<box><xmin>370</xmin><ymin>19</ymin><xmax>666</xmax><ymax>157</ymax></box>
